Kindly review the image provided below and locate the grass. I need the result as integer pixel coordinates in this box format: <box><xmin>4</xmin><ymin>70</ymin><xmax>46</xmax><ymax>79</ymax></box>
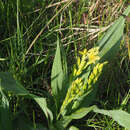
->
<box><xmin>0</xmin><ymin>0</ymin><xmax>130</xmax><ymax>129</ymax></box>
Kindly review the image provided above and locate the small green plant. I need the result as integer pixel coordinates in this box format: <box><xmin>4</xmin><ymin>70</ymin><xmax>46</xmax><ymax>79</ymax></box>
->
<box><xmin>0</xmin><ymin>5</ymin><xmax>130</xmax><ymax>130</ymax></box>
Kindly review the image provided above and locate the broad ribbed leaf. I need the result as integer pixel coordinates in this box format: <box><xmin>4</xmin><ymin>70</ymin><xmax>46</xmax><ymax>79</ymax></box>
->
<box><xmin>98</xmin><ymin>6</ymin><xmax>130</xmax><ymax>62</ymax></box>
<box><xmin>61</xmin><ymin>106</ymin><xmax>95</xmax><ymax>128</ymax></box>
<box><xmin>51</xmin><ymin>39</ymin><xmax>68</xmax><ymax>111</ymax></box>
<box><xmin>93</xmin><ymin>107</ymin><xmax>130</xmax><ymax>130</ymax></box>
<box><xmin>0</xmin><ymin>72</ymin><xmax>29</xmax><ymax>95</ymax></box>
<box><xmin>61</xmin><ymin>105</ymin><xmax>130</xmax><ymax>129</ymax></box>
<box><xmin>0</xmin><ymin>82</ymin><xmax>12</xmax><ymax>130</ymax></box>
<box><xmin>69</xmin><ymin>126</ymin><xmax>79</xmax><ymax>130</ymax></box>
<box><xmin>66</xmin><ymin>106</ymin><xmax>95</xmax><ymax>119</ymax></box>
<box><xmin>31</xmin><ymin>95</ymin><xmax>53</xmax><ymax>122</ymax></box>
<box><xmin>0</xmin><ymin>72</ymin><xmax>53</xmax><ymax>122</ymax></box>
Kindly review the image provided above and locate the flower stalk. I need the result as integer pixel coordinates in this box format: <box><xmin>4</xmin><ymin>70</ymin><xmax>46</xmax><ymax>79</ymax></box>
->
<box><xmin>59</xmin><ymin>47</ymin><xmax>107</xmax><ymax>116</ymax></box>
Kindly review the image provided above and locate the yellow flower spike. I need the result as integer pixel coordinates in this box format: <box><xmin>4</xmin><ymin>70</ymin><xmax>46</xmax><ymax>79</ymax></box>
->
<box><xmin>77</xmin><ymin>57</ymin><xmax>81</xmax><ymax>66</ymax></box>
<box><xmin>93</xmin><ymin>63</ymin><xmax>100</xmax><ymax>73</ymax></box>
<box><xmin>76</xmin><ymin>89</ymin><xmax>80</xmax><ymax>94</ymax></box>
<box><xmin>93</xmin><ymin>66</ymin><xmax>98</xmax><ymax>76</ymax></box>
<box><xmin>89</xmin><ymin>73</ymin><xmax>95</xmax><ymax>82</ymax></box>
<box><xmin>73</xmin><ymin>67</ymin><xmax>77</xmax><ymax>76</ymax></box>
<box><xmin>93</xmin><ymin>77</ymin><xmax>98</xmax><ymax>83</ymax></box>
<box><xmin>68</xmin><ymin>98</ymin><xmax>73</xmax><ymax>104</ymax></box>
<box><xmin>98</xmin><ymin>64</ymin><xmax>103</xmax><ymax>73</ymax></box>
<box><xmin>60</xmin><ymin>47</ymin><xmax>108</xmax><ymax>116</ymax></box>
<box><xmin>86</xmin><ymin>47</ymin><xmax>100</xmax><ymax>65</ymax></box>
<box><xmin>79</xmin><ymin>49</ymin><xmax>87</xmax><ymax>55</ymax></box>
<box><xmin>87</xmin><ymin>47</ymin><xmax>99</xmax><ymax>55</ymax></box>
<box><xmin>87</xmin><ymin>63</ymin><xmax>99</xmax><ymax>88</ymax></box>
<box><xmin>79</xmin><ymin>82</ymin><xmax>83</xmax><ymax>87</ymax></box>
<box><xmin>90</xmin><ymin>55</ymin><xmax>100</xmax><ymax>63</ymax></box>
<box><xmin>76</xmin><ymin>71</ymin><xmax>81</xmax><ymax>76</ymax></box>
<box><xmin>99</xmin><ymin>61</ymin><xmax>108</xmax><ymax>72</ymax></box>
<box><xmin>88</xmin><ymin>78</ymin><xmax>92</xmax><ymax>86</ymax></box>
<box><xmin>78</xmin><ymin>91</ymin><xmax>83</xmax><ymax>96</ymax></box>
<box><xmin>76</xmin><ymin>78</ymin><xmax>82</xmax><ymax>83</ymax></box>
<box><xmin>73</xmin><ymin>67</ymin><xmax>78</xmax><ymax>76</ymax></box>
<box><xmin>83</xmin><ymin>85</ymin><xmax>86</xmax><ymax>90</ymax></box>
<box><xmin>80</xmin><ymin>60</ymin><xmax>86</xmax><ymax>68</ymax></box>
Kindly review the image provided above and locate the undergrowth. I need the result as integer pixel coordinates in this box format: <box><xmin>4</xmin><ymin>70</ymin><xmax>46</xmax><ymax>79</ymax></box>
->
<box><xmin>0</xmin><ymin>0</ymin><xmax>130</xmax><ymax>129</ymax></box>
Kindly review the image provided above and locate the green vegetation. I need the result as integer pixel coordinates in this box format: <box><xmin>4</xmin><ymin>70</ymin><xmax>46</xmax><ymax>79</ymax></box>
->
<box><xmin>0</xmin><ymin>0</ymin><xmax>130</xmax><ymax>129</ymax></box>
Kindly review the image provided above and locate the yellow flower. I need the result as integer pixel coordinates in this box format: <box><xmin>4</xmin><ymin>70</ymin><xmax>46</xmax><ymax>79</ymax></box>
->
<box><xmin>73</xmin><ymin>67</ymin><xmax>77</xmax><ymax>76</ymax></box>
<box><xmin>77</xmin><ymin>57</ymin><xmax>81</xmax><ymax>66</ymax></box>
<box><xmin>86</xmin><ymin>47</ymin><xmax>100</xmax><ymax>65</ymax></box>
<box><xmin>79</xmin><ymin>48</ymin><xmax>87</xmax><ymax>55</ymax></box>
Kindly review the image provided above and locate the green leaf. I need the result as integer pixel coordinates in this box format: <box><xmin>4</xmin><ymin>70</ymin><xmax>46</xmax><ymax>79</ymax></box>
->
<box><xmin>61</xmin><ymin>105</ymin><xmax>130</xmax><ymax>129</ymax></box>
<box><xmin>98</xmin><ymin>6</ymin><xmax>130</xmax><ymax>62</ymax></box>
<box><xmin>123</xmin><ymin>5</ymin><xmax>130</xmax><ymax>16</ymax></box>
<box><xmin>61</xmin><ymin>106</ymin><xmax>95</xmax><ymax>128</ymax></box>
<box><xmin>50</xmin><ymin>122</ymin><xmax>65</xmax><ymax>130</ymax></box>
<box><xmin>31</xmin><ymin>95</ymin><xmax>53</xmax><ymax>122</ymax></box>
<box><xmin>69</xmin><ymin>126</ymin><xmax>79</xmax><ymax>130</ymax></box>
<box><xmin>51</xmin><ymin>38</ymin><xmax>68</xmax><ymax>111</ymax></box>
<box><xmin>67</xmin><ymin>105</ymin><xmax>95</xmax><ymax>119</ymax></box>
<box><xmin>0</xmin><ymin>81</ymin><xmax>12</xmax><ymax>130</ymax></box>
<box><xmin>93</xmin><ymin>107</ymin><xmax>130</xmax><ymax>130</ymax></box>
<box><xmin>98</xmin><ymin>17</ymin><xmax>124</xmax><ymax>62</ymax></box>
<box><xmin>0</xmin><ymin>72</ymin><xmax>29</xmax><ymax>95</ymax></box>
<box><xmin>0</xmin><ymin>72</ymin><xmax>53</xmax><ymax>122</ymax></box>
